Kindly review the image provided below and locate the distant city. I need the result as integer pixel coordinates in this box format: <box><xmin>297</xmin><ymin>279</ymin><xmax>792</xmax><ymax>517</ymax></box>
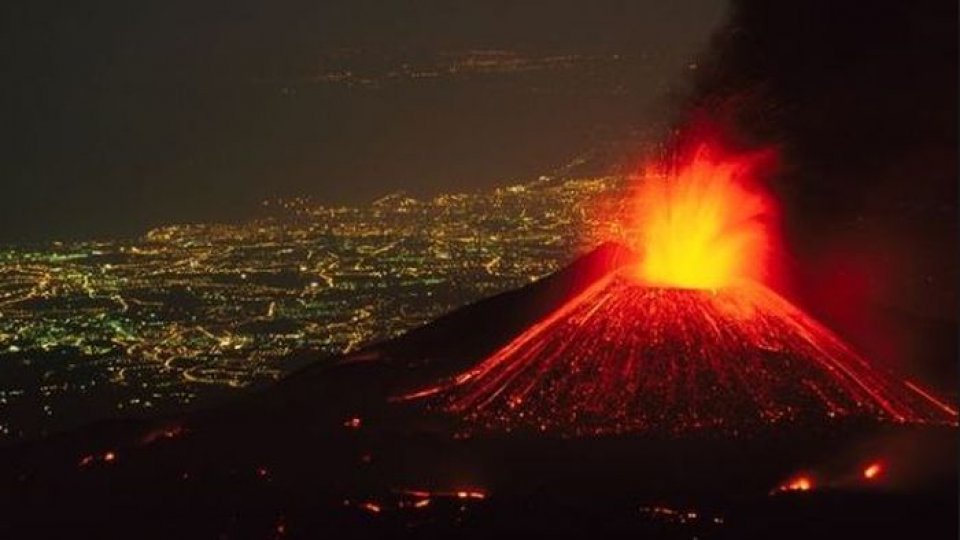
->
<box><xmin>0</xmin><ymin>172</ymin><xmax>625</xmax><ymax>442</ymax></box>
<box><xmin>260</xmin><ymin>48</ymin><xmax>682</xmax><ymax>95</ymax></box>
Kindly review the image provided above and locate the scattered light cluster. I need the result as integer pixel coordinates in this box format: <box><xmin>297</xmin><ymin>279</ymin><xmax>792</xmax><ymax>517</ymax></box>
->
<box><xmin>0</xmin><ymin>175</ymin><xmax>624</xmax><ymax>441</ymax></box>
<box><xmin>638</xmin><ymin>505</ymin><xmax>724</xmax><ymax>526</ymax></box>
<box><xmin>403</xmin><ymin>274</ymin><xmax>957</xmax><ymax>435</ymax></box>
<box><xmin>346</xmin><ymin>487</ymin><xmax>488</xmax><ymax>517</ymax></box>
<box><xmin>275</xmin><ymin>48</ymin><xmax>655</xmax><ymax>94</ymax></box>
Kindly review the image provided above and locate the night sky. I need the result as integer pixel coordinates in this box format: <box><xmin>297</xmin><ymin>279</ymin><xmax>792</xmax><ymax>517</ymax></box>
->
<box><xmin>2</xmin><ymin>0</ymin><xmax>725</xmax><ymax>242</ymax></box>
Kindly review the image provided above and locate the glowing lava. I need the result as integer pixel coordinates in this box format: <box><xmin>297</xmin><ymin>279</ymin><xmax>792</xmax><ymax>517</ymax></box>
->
<box><xmin>629</xmin><ymin>143</ymin><xmax>776</xmax><ymax>289</ymax></box>
<box><xmin>399</xmin><ymin>274</ymin><xmax>954</xmax><ymax>435</ymax></box>
<box><xmin>863</xmin><ymin>462</ymin><xmax>883</xmax><ymax>480</ymax></box>
<box><xmin>782</xmin><ymin>476</ymin><xmax>814</xmax><ymax>492</ymax></box>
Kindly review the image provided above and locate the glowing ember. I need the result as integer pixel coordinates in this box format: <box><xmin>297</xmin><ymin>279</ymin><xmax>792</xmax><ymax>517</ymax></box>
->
<box><xmin>456</xmin><ymin>490</ymin><xmax>486</xmax><ymax>500</ymax></box>
<box><xmin>863</xmin><ymin>462</ymin><xmax>883</xmax><ymax>480</ymax></box>
<box><xmin>359</xmin><ymin>501</ymin><xmax>382</xmax><ymax>514</ymax></box>
<box><xmin>781</xmin><ymin>476</ymin><xmax>814</xmax><ymax>492</ymax></box>
<box><xmin>395</xmin><ymin>488</ymin><xmax>487</xmax><ymax>502</ymax></box>
<box><xmin>140</xmin><ymin>424</ymin><xmax>185</xmax><ymax>445</ymax></box>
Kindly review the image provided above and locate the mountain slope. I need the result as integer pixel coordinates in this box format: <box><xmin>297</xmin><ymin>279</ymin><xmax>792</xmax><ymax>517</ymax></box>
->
<box><xmin>397</xmin><ymin>273</ymin><xmax>955</xmax><ymax>435</ymax></box>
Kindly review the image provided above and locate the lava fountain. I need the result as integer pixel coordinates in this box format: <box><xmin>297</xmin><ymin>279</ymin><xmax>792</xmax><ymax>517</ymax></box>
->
<box><xmin>398</xmin><ymin>132</ymin><xmax>957</xmax><ymax>436</ymax></box>
<box><xmin>629</xmin><ymin>141</ymin><xmax>776</xmax><ymax>289</ymax></box>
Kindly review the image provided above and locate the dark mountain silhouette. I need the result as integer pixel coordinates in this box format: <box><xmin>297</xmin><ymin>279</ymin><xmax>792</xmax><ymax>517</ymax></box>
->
<box><xmin>302</xmin><ymin>241</ymin><xmax>633</xmax><ymax>373</ymax></box>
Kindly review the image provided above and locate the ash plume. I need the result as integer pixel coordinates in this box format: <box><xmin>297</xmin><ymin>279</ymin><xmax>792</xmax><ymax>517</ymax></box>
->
<box><xmin>680</xmin><ymin>0</ymin><xmax>958</xmax><ymax>391</ymax></box>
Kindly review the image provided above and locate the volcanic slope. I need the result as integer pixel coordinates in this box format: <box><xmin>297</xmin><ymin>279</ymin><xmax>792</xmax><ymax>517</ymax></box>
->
<box><xmin>400</xmin><ymin>270</ymin><xmax>957</xmax><ymax>436</ymax></box>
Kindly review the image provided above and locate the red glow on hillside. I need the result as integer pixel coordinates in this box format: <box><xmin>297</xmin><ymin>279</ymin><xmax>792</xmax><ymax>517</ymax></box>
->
<box><xmin>627</xmin><ymin>141</ymin><xmax>778</xmax><ymax>289</ymax></box>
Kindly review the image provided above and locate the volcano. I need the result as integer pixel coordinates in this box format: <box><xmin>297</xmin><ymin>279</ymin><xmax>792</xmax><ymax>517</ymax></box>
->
<box><xmin>398</xmin><ymin>270</ymin><xmax>956</xmax><ymax>436</ymax></box>
<box><xmin>395</xmin><ymin>137</ymin><xmax>956</xmax><ymax>436</ymax></box>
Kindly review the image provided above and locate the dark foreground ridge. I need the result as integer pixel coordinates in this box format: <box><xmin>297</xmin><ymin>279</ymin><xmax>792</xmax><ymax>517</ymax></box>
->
<box><xmin>0</xmin><ymin>244</ymin><xmax>956</xmax><ymax>539</ymax></box>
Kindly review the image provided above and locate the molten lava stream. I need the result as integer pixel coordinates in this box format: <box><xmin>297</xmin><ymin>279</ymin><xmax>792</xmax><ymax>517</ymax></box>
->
<box><xmin>436</xmin><ymin>276</ymin><xmax>952</xmax><ymax>435</ymax></box>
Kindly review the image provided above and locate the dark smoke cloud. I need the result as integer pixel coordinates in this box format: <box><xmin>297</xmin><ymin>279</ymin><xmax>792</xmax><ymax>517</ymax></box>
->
<box><xmin>682</xmin><ymin>0</ymin><xmax>957</xmax><ymax>390</ymax></box>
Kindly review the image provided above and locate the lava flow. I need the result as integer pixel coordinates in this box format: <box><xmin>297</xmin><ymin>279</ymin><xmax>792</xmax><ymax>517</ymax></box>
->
<box><xmin>398</xmin><ymin>134</ymin><xmax>957</xmax><ymax>435</ymax></box>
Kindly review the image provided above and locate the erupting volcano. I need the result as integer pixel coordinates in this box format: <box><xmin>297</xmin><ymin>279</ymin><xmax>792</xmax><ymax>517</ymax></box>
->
<box><xmin>400</xmin><ymin>135</ymin><xmax>957</xmax><ymax>436</ymax></box>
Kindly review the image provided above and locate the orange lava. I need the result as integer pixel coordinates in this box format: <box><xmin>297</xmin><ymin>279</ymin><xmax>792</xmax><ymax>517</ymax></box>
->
<box><xmin>395</xmin><ymin>487</ymin><xmax>487</xmax><ymax>503</ymax></box>
<box><xmin>360</xmin><ymin>501</ymin><xmax>382</xmax><ymax>514</ymax></box>
<box><xmin>863</xmin><ymin>462</ymin><xmax>883</xmax><ymax>480</ymax></box>
<box><xmin>401</xmin><ymin>275</ymin><xmax>954</xmax><ymax>435</ymax></box>
<box><xmin>783</xmin><ymin>476</ymin><xmax>813</xmax><ymax>492</ymax></box>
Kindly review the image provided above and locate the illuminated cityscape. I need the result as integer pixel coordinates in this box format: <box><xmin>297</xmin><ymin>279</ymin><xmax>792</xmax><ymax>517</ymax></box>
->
<box><xmin>0</xmin><ymin>173</ymin><xmax>623</xmax><ymax>441</ymax></box>
<box><xmin>0</xmin><ymin>1</ymin><xmax>955</xmax><ymax>537</ymax></box>
<box><xmin>298</xmin><ymin>48</ymin><xmax>663</xmax><ymax>92</ymax></box>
